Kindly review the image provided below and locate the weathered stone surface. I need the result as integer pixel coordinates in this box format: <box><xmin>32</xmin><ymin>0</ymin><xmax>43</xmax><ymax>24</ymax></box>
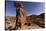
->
<box><xmin>15</xmin><ymin>2</ymin><xmax>26</xmax><ymax>29</ymax></box>
<box><xmin>5</xmin><ymin>16</ymin><xmax>16</xmax><ymax>30</ymax></box>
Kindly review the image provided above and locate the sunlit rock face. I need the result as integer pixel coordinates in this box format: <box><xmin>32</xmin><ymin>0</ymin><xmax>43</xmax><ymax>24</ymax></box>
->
<box><xmin>15</xmin><ymin>2</ymin><xmax>26</xmax><ymax>29</ymax></box>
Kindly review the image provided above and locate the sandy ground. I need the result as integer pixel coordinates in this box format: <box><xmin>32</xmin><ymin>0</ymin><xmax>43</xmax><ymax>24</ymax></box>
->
<box><xmin>6</xmin><ymin>23</ymin><xmax>43</xmax><ymax>31</ymax></box>
<box><xmin>18</xmin><ymin>23</ymin><xmax>42</xmax><ymax>30</ymax></box>
<box><xmin>6</xmin><ymin>23</ymin><xmax>42</xmax><ymax>31</ymax></box>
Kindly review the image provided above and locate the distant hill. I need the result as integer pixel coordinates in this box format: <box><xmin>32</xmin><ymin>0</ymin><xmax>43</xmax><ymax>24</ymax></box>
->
<box><xmin>26</xmin><ymin>13</ymin><xmax>45</xmax><ymax>28</ymax></box>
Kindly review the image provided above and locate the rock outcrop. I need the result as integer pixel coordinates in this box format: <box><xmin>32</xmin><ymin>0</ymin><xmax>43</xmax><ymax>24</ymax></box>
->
<box><xmin>15</xmin><ymin>2</ymin><xmax>26</xmax><ymax>29</ymax></box>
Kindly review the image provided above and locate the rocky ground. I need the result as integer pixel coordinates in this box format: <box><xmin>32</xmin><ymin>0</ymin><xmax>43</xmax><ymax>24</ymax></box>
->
<box><xmin>5</xmin><ymin>17</ymin><xmax>44</xmax><ymax>30</ymax></box>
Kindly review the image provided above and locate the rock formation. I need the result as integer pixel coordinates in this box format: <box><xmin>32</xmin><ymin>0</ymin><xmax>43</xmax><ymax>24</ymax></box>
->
<box><xmin>14</xmin><ymin>1</ymin><xmax>26</xmax><ymax>29</ymax></box>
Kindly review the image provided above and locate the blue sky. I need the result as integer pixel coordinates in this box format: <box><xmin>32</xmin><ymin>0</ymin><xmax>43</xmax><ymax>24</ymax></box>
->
<box><xmin>6</xmin><ymin>1</ymin><xmax>45</xmax><ymax>16</ymax></box>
